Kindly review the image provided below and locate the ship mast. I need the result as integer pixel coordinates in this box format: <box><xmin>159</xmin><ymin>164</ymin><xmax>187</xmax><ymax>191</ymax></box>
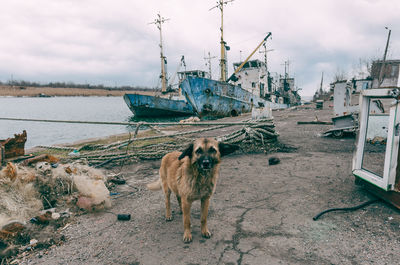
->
<box><xmin>282</xmin><ymin>60</ymin><xmax>290</xmax><ymax>79</ymax></box>
<box><xmin>210</xmin><ymin>0</ymin><xmax>234</xmax><ymax>82</ymax></box>
<box><xmin>204</xmin><ymin>51</ymin><xmax>216</xmax><ymax>79</ymax></box>
<box><xmin>149</xmin><ymin>13</ymin><xmax>169</xmax><ymax>93</ymax></box>
<box><xmin>259</xmin><ymin>44</ymin><xmax>274</xmax><ymax>74</ymax></box>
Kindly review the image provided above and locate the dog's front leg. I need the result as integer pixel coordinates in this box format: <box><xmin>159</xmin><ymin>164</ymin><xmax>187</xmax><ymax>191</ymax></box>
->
<box><xmin>182</xmin><ymin>197</ymin><xmax>192</xmax><ymax>243</ymax></box>
<box><xmin>201</xmin><ymin>196</ymin><xmax>212</xmax><ymax>238</ymax></box>
<box><xmin>164</xmin><ymin>189</ymin><xmax>173</xmax><ymax>221</ymax></box>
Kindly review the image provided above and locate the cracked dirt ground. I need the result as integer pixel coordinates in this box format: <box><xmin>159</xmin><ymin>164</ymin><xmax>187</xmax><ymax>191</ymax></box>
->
<box><xmin>21</xmin><ymin>102</ymin><xmax>400</xmax><ymax>265</ymax></box>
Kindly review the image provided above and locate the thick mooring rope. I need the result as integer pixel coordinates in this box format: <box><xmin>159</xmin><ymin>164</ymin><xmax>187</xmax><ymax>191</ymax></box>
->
<box><xmin>85</xmin><ymin>119</ymin><xmax>276</xmax><ymax>166</ymax></box>
<box><xmin>32</xmin><ymin>118</ymin><xmax>277</xmax><ymax>167</ymax></box>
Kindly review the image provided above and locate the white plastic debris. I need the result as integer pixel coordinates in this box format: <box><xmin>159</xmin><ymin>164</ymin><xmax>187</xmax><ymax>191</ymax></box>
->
<box><xmin>29</xmin><ymin>239</ymin><xmax>38</xmax><ymax>246</ymax></box>
<box><xmin>68</xmin><ymin>150</ymin><xmax>80</xmax><ymax>157</ymax></box>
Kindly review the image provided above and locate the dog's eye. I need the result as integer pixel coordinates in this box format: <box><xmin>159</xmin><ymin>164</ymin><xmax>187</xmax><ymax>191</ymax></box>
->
<box><xmin>195</xmin><ymin>148</ymin><xmax>203</xmax><ymax>154</ymax></box>
<box><xmin>208</xmin><ymin>147</ymin><xmax>216</xmax><ymax>154</ymax></box>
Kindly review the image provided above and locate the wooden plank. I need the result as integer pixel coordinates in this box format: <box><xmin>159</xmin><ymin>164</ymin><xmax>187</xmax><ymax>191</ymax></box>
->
<box><xmin>355</xmin><ymin>177</ymin><xmax>400</xmax><ymax>209</ymax></box>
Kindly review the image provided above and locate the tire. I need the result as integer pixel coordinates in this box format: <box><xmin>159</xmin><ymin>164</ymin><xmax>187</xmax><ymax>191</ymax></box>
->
<box><xmin>333</xmin><ymin>130</ymin><xmax>344</xmax><ymax>138</ymax></box>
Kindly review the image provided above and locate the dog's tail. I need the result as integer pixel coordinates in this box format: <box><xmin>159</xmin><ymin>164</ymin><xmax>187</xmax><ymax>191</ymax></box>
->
<box><xmin>147</xmin><ymin>178</ymin><xmax>162</xmax><ymax>191</ymax></box>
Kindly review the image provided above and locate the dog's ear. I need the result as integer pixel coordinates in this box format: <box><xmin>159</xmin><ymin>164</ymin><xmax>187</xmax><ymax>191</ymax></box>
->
<box><xmin>179</xmin><ymin>143</ymin><xmax>194</xmax><ymax>160</ymax></box>
<box><xmin>218</xmin><ymin>142</ymin><xmax>239</xmax><ymax>157</ymax></box>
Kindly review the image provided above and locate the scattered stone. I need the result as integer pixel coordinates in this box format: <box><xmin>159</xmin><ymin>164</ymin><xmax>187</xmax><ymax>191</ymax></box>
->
<box><xmin>29</xmin><ymin>239</ymin><xmax>38</xmax><ymax>246</ymax></box>
<box><xmin>76</xmin><ymin>196</ymin><xmax>93</xmax><ymax>211</ymax></box>
<box><xmin>51</xmin><ymin>213</ymin><xmax>60</xmax><ymax>220</ymax></box>
<box><xmin>268</xmin><ymin>157</ymin><xmax>280</xmax><ymax>165</ymax></box>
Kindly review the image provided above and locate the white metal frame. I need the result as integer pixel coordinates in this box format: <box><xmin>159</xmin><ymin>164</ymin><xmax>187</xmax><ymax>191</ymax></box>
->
<box><xmin>352</xmin><ymin>88</ymin><xmax>400</xmax><ymax>191</ymax></box>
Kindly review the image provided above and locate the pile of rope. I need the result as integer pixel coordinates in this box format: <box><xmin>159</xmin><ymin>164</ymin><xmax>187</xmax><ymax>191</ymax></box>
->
<box><xmin>219</xmin><ymin>119</ymin><xmax>278</xmax><ymax>145</ymax></box>
<box><xmin>40</xmin><ymin>118</ymin><xmax>279</xmax><ymax>168</ymax></box>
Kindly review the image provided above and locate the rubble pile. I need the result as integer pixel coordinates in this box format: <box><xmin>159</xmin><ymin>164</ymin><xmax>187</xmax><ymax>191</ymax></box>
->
<box><xmin>0</xmin><ymin>158</ymin><xmax>111</xmax><ymax>260</ymax></box>
<box><xmin>0</xmin><ymin>163</ymin><xmax>42</xmax><ymax>229</ymax></box>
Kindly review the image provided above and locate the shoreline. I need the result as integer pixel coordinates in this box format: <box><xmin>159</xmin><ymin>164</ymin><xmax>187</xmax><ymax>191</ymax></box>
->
<box><xmin>0</xmin><ymin>85</ymin><xmax>156</xmax><ymax>97</ymax></box>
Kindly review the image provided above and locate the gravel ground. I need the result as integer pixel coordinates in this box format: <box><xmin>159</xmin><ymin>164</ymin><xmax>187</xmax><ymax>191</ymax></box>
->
<box><xmin>19</xmin><ymin>101</ymin><xmax>400</xmax><ymax>265</ymax></box>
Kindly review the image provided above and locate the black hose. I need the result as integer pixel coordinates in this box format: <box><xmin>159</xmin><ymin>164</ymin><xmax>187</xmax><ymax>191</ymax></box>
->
<box><xmin>313</xmin><ymin>198</ymin><xmax>381</xmax><ymax>221</ymax></box>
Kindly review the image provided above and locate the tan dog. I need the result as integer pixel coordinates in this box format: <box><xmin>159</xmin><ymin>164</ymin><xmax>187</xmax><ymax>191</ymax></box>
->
<box><xmin>147</xmin><ymin>138</ymin><xmax>239</xmax><ymax>243</ymax></box>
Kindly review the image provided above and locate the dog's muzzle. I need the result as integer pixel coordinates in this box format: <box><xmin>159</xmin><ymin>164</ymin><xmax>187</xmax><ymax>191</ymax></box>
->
<box><xmin>201</xmin><ymin>159</ymin><xmax>211</xmax><ymax>170</ymax></box>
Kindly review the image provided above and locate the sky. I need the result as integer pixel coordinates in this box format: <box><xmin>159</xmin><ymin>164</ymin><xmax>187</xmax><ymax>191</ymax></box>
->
<box><xmin>0</xmin><ymin>0</ymin><xmax>399</xmax><ymax>97</ymax></box>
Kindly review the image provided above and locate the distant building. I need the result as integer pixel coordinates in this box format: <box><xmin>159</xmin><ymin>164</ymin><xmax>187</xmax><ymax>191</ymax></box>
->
<box><xmin>329</xmin><ymin>78</ymin><xmax>383</xmax><ymax>117</ymax></box>
<box><xmin>371</xmin><ymin>60</ymin><xmax>400</xmax><ymax>88</ymax></box>
<box><xmin>351</xmin><ymin>78</ymin><xmax>372</xmax><ymax>92</ymax></box>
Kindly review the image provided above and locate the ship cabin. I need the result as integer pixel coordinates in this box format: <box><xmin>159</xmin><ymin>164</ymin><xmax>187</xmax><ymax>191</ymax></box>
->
<box><xmin>232</xmin><ymin>59</ymin><xmax>301</xmax><ymax>106</ymax></box>
<box><xmin>177</xmin><ymin>70</ymin><xmax>210</xmax><ymax>95</ymax></box>
<box><xmin>177</xmin><ymin>70</ymin><xmax>210</xmax><ymax>82</ymax></box>
<box><xmin>277</xmin><ymin>77</ymin><xmax>295</xmax><ymax>105</ymax></box>
<box><xmin>232</xmin><ymin>59</ymin><xmax>271</xmax><ymax>98</ymax></box>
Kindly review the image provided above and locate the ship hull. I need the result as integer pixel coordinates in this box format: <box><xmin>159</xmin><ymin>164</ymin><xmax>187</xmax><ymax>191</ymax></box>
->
<box><xmin>123</xmin><ymin>94</ymin><xmax>194</xmax><ymax>117</ymax></box>
<box><xmin>180</xmin><ymin>76</ymin><xmax>288</xmax><ymax>117</ymax></box>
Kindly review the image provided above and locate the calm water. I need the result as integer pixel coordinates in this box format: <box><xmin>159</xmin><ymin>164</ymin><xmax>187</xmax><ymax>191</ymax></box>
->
<box><xmin>0</xmin><ymin>97</ymin><xmax>135</xmax><ymax>148</ymax></box>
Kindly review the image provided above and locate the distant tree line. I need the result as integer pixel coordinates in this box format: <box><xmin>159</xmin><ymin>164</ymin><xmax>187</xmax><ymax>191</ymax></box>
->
<box><xmin>0</xmin><ymin>79</ymin><xmax>153</xmax><ymax>91</ymax></box>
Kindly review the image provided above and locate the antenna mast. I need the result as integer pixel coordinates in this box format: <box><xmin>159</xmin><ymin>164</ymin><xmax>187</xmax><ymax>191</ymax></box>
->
<box><xmin>378</xmin><ymin>27</ymin><xmax>391</xmax><ymax>87</ymax></box>
<box><xmin>149</xmin><ymin>13</ymin><xmax>170</xmax><ymax>93</ymax></box>
<box><xmin>210</xmin><ymin>0</ymin><xmax>234</xmax><ymax>82</ymax></box>
<box><xmin>319</xmin><ymin>72</ymin><xmax>324</xmax><ymax>94</ymax></box>
<box><xmin>259</xmin><ymin>43</ymin><xmax>274</xmax><ymax>74</ymax></box>
<box><xmin>204</xmin><ymin>52</ymin><xmax>216</xmax><ymax>79</ymax></box>
<box><xmin>281</xmin><ymin>60</ymin><xmax>290</xmax><ymax>79</ymax></box>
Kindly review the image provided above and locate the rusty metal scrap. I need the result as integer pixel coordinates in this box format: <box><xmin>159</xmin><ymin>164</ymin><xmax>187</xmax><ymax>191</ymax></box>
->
<box><xmin>0</xmin><ymin>130</ymin><xmax>27</xmax><ymax>158</ymax></box>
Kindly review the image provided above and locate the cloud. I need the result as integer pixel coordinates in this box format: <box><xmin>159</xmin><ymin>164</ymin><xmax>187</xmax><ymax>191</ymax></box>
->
<box><xmin>0</xmin><ymin>0</ymin><xmax>399</xmax><ymax>96</ymax></box>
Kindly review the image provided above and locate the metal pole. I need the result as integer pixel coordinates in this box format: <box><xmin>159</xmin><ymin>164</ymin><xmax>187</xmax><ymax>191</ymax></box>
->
<box><xmin>150</xmin><ymin>14</ymin><xmax>169</xmax><ymax>92</ymax></box>
<box><xmin>210</xmin><ymin>0</ymin><xmax>234</xmax><ymax>82</ymax></box>
<box><xmin>204</xmin><ymin>52</ymin><xmax>216</xmax><ymax>79</ymax></box>
<box><xmin>220</xmin><ymin>0</ymin><xmax>226</xmax><ymax>81</ymax></box>
<box><xmin>378</xmin><ymin>28</ymin><xmax>391</xmax><ymax>87</ymax></box>
<box><xmin>320</xmin><ymin>72</ymin><xmax>324</xmax><ymax>94</ymax></box>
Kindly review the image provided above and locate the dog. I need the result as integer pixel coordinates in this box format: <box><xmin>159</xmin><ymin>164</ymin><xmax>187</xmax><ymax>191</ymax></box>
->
<box><xmin>147</xmin><ymin>138</ymin><xmax>239</xmax><ymax>243</ymax></box>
